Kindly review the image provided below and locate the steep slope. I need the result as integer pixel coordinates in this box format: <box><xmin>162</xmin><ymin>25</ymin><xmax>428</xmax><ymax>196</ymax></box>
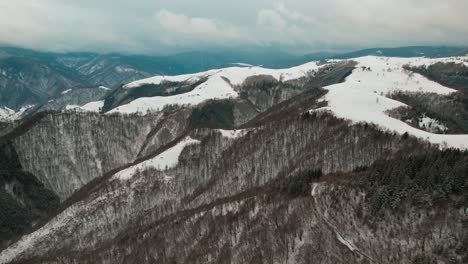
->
<box><xmin>0</xmin><ymin>48</ymin><xmax>155</xmax><ymax>111</ymax></box>
<box><xmin>0</xmin><ymin>105</ymin><xmax>34</xmax><ymax>122</ymax></box>
<box><xmin>0</xmin><ymin>142</ymin><xmax>59</xmax><ymax>249</ymax></box>
<box><xmin>1</xmin><ymin>54</ymin><xmax>468</xmax><ymax>263</ymax></box>
<box><xmin>3</xmin><ymin>60</ymin><xmax>355</xmax><ymax>201</ymax></box>
<box><xmin>0</xmin><ymin>107</ymin><xmax>15</xmax><ymax>121</ymax></box>
<box><xmin>59</xmin><ymin>55</ymin><xmax>154</xmax><ymax>88</ymax></box>
<box><xmin>34</xmin><ymin>86</ymin><xmax>110</xmax><ymax>112</ymax></box>
<box><xmin>0</xmin><ymin>107</ymin><xmax>435</xmax><ymax>263</ymax></box>
<box><xmin>0</xmin><ymin>56</ymin><xmax>81</xmax><ymax>109</ymax></box>
<box><xmin>9</xmin><ymin>112</ymin><xmax>168</xmax><ymax>200</ymax></box>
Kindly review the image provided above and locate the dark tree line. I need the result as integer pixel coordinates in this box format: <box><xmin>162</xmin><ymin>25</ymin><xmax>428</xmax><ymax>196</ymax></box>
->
<box><xmin>279</xmin><ymin>169</ymin><xmax>322</xmax><ymax>196</ymax></box>
<box><xmin>361</xmin><ymin>149</ymin><xmax>468</xmax><ymax>213</ymax></box>
<box><xmin>189</xmin><ymin>100</ymin><xmax>235</xmax><ymax>128</ymax></box>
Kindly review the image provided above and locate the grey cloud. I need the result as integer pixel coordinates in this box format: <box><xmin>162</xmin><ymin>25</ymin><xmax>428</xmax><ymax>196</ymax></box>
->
<box><xmin>0</xmin><ymin>0</ymin><xmax>467</xmax><ymax>54</ymax></box>
<box><xmin>153</xmin><ymin>9</ymin><xmax>242</xmax><ymax>44</ymax></box>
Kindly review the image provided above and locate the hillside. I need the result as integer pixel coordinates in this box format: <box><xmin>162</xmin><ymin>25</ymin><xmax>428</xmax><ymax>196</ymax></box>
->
<box><xmin>1</xmin><ymin>46</ymin><xmax>467</xmax><ymax>113</ymax></box>
<box><xmin>0</xmin><ymin>54</ymin><xmax>467</xmax><ymax>263</ymax></box>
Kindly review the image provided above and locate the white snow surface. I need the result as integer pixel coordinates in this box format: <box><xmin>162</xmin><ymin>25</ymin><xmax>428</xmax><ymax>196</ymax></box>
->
<box><xmin>61</xmin><ymin>89</ymin><xmax>73</xmax><ymax>95</ymax></box>
<box><xmin>123</xmin><ymin>71</ymin><xmax>218</xmax><ymax>89</ymax></box>
<box><xmin>418</xmin><ymin>114</ymin><xmax>448</xmax><ymax>133</ymax></box>
<box><xmin>217</xmin><ymin>129</ymin><xmax>248</xmax><ymax>139</ymax></box>
<box><xmin>115</xmin><ymin>136</ymin><xmax>200</xmax><ymax>181</ymax></box>
<box><xmin>115</xmin><ymin>66</ymin><xmax>137</xmax><ymax>73</ymax></box>
<box><xmin>110</xmin><ymin>75</ymin><xmax>238</xmax><ymax>114</ymax></box>
<box><xmin>336</xmin><ymin>232</ymin><xmax>357</xmax><ymax>252</ymax></box>
<box><xmin>0</xmin><ymin>105</ymin><xmax>34</xmax><ymax>121</ymax></box>
<box><xmin>316</xmin><ymin>56</ymin><xmax>468</xmax><ymax>150</ymax></box>
<box><xmin>113</xmin><ymin>62</ymin><xmax>325</xmax><ymax>114</ymax></box>
<box><xmin>407</xmin><ymin>55</ymin><xmax>468</xmax><ymax>68</ymax></box>
<box><xmin>78</xmin><ymin>100</ymin><xmax>104</xmax><ymax>112</ymax></box>
<box><xmin>230</xmin><ymin>62</ymin><xmax>254</xmax><ymax>67</ymax></box>
<box><xmin>0</xmin><ymin>106</ymin><xmax>15</xmax><ymax>121</ymax></box>
<box><xmin>99</xmin><ymin>86</ymin><xmax>111</xmax><ymax>91</ymax></box>
<box><xmin>64</xmin><ymin>105</ymin><xmax>80</xmax><ymax>110</ymax></box>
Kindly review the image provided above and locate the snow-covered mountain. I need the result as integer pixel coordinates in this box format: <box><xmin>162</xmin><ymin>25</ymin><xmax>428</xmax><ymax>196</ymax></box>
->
<box><xmin>1</xmin><ymin>53</ymin><xmax>468</xmax><ymax>264</ymax></box>
<box><xmin>0</xmin><ymin>105</ymin><xmax>34</xmax><ymax>122</ymax></box>
<box><xmin>100</xmin><ymin>55</ymin><xmax>468</xmax><ymax>149</ymax></box>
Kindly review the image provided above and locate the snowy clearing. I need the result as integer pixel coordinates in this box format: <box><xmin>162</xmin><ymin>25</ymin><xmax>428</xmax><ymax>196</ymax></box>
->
<box><xmin>316</xmin><ymin>56</ymin><xmax>468</xmax><ymax>150</ymax></box>
<box><xmin>61</xmin><ymin>89</ymin><xmax>73</xmax><ymax>95</ymax></box>
<box><xmin>217</xmin><ymin>129</ymin><xmax>248</xmax><ymax>139</ymax></box>
<box><xmin>230</xmin><ymin>62</ymin><xmax>254</xmax><ymax>67</ymax></box>
<box><xmin>79</xmin><ymin>100</ymin><xmax>104</xmax><ymax>112</ymax></box>
<box><xmin>418</xmin><ymin>114</ymin><xmax>448</xmax><ymax>133</ymax></box>
<box><xmin>114</xmin><ymin>136</ymin><xmax>200</xmax><ymax>181</ymax></box>
<box><xmin>99</xmin><ymin>86</ymin><xmax>111</xmax><ymax>91</ymax></box>
<box><xmin>109</xmin><ymin>75</ymin><xmax>238</xmax><ymax>114</ymax></box>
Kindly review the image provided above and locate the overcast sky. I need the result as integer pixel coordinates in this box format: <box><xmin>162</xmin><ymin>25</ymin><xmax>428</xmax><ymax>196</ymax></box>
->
<box><xmin>1</xmin><ymin>0</ymin><xmax>467</xmax><ymax>54</ymax></box>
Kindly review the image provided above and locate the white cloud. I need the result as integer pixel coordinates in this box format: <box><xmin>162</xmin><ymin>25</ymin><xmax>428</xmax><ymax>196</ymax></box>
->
<box><xmin>0</xmin><ymin>0</ymin><xmax>139</xmax><ymax>52</ymax></box>
<box><xmin>257</xmin><ymin>9</ymin><xmax>287</xmax><ymax>32</ymax></box>
<box><xmin>256</xmin><ymin>4</ymin><xmax>315</xmax><ymax>46</ymax></box>
<box><xmin>273</xmin><ymin>2</ymin><xmax>313</xmax><ymax>24</ymax></box>
<box><xmin>0</xmin><ymin>0</ymin><xmax>467</xmax><ymax>53</ymax></box>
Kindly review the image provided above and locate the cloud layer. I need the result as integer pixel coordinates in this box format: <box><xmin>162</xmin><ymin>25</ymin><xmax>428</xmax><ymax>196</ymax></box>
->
<box><xmin>1</xmin><ymin>0</ymin><xmax>467</xmax><ymax>54</ymax></box>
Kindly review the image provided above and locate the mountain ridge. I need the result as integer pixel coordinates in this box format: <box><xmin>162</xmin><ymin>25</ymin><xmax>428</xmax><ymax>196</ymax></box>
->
<box><xmin>0</xmin><ymin>51</ymin><xmax>468</xmax><ymax>263</ymax></box>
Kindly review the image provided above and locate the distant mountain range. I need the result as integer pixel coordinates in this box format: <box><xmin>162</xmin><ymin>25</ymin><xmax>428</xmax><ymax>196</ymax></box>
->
<box><xmin>0</xmin><ymin>46</ymin><xmax>467</xmax><ymax>110</ymax></box>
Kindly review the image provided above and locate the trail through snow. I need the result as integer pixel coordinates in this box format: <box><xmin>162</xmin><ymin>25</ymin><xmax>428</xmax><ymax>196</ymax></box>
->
<box><xmin>311</xmin><ymin>183</ymin><xmax>377</xmax><ymax>263</ymax></box>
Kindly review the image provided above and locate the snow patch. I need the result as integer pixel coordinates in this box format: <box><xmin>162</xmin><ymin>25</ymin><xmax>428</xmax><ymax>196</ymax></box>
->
<box><xmin>418</xmin><ymin>114</ymin><xmax>448</xmax><ymax>133</ymax></box>
<box><xmin>79</xmin><ymin>101</ymin><xmax>104</xmax><ymax>112</ymax></box>
<box><xmin>230</xmin><ymin>62</ymin><xmax>254</xmax><ymax>67</ymax></box>
<box><xmin>0</xmin><ymin>107</ymin><xmax>15</xmax><ymax>121</ymax></box>
<box><xmin>115</xmin><ymin>137</ymin><xmax>200</xmax><ymax>181</ymax></box>
<box><xmin>0</xmin><ymin>105</ymin><xmax>34</xmax><ymax>121</ymax></box>
<box><xmin>115</xmin><ymin>66</ymin><xmax>137</xmax><ymax>73</ymax></box>
<box><xmin>217</xmin><ymin>129</ymin><xmax>247</xmax><ymax>139</ymax></box>
<box><xmin>64</xmin><ymin>105</ymin><xmax>81</xmax><ymax>110</ymax></box>
<box><xmin>99</xmin><ymin>86</ymin><xmax>111</xmax><ymax>91</ymax></box>
<box><xmin>311</xmin><ymin>183</ymin><xmax>319</xmax><ymax>197</ymax></box>
<box><xmin>61</xmin><ymin>89</ymin><xmax>72</xmax><ymax>95</ymax></box>
<box><xmin>336</xmin><ymin>232</ymin><xmax>357</xmax><ymax>252</ymax></box>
